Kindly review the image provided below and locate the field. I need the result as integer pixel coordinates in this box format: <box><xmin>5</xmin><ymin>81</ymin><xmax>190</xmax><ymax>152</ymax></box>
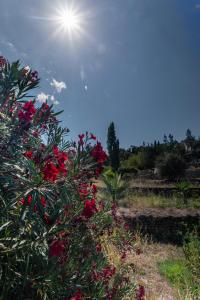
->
<box><xmin>99</xmin><ymin>176</ymin><xmax>200</xmax><ymax>299</ymax></box>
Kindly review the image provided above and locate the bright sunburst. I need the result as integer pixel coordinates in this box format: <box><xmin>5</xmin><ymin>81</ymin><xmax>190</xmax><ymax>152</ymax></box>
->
<box><xmin>54</xmin><ymin>4</ymin><xmax>84</xmax><ymax>39</ymax></box>
<box><xmin>57</xmin><ymin>8</ymin><xmax>80</xmax><ymax>32</ymax></box>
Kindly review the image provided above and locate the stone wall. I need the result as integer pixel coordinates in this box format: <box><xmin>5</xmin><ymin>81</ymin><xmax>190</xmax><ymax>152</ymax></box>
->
<box><xmin>119</xmin><ymin>207</ymin><xmax>200</xmax><ymax>244</ymax></box>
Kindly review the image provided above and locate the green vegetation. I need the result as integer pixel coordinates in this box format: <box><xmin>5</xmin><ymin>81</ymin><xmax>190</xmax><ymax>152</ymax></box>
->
<box><xmin>156</xmin><ymin>153</ymin><xmax>186</xmax><ymax>181</ymax></box>
<box><xmin>159</xmin><ymin>260</ymin><xmax>188</xmax><ymax>285</ymax></box>
<box><xmin>120</xmin><ymin>193</ymin><xmax>200</xmax><ymax>209</ymax></box>
<box><xmin>101</xmin><ymin>168</ymin><xmax>127</xmax><ymax>202</ymax></box>
<box><xmin>117</xmin><ymin>129</ymin><xmax>200</xmax><ymax>181</ymax></box>
<box><xmin>175</xmin><ymin>181</ymin><xmax>193</xmax><ymax>205</ymax></box>
<box><xmin>158</xmin><ymin>234</ymin><xmax>200</xmax><ymax>298</ymax></box>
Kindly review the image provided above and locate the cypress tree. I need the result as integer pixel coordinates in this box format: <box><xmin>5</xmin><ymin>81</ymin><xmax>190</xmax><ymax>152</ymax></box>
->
<box><xmin>107</xmin><ymin>122</ymin><xmax>120</xmax><ymax>171</ymax></box>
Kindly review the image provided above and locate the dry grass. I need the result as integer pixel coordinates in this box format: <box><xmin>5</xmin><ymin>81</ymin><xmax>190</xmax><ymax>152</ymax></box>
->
<box><xmin>119</xmin><ymin>193</ymin><xmax>200</xmax><ymax>209</ymax></box>
<box><xmin>101</xmin><ymin>230</ymin><xmax>188</xmax><ymax>299</ymax></box>
<box><xmin>126</xmin><ymin>235</ymin><xmax>184</xmax><ymax>300</ymax></box>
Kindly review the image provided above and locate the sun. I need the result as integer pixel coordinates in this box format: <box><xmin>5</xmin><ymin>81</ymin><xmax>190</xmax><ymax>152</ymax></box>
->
<box><xmin>58</xmin><ymin>8</ymin><xmax>80</xmax><ymax>33</ymax></box>
<box><xmin>54</xmin><ymin>5</ymin><xmax>84</xmax><ymax>38</ymax></box>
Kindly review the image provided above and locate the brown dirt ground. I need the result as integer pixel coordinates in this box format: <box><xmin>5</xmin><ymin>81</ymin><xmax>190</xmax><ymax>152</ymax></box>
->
<box><xmin>126</xmin><ymin>241</ymin><xmax>184</xmax><ymax>300</ymax></box>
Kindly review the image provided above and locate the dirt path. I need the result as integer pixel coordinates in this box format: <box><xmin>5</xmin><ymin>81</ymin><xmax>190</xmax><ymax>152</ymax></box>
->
<box><xmin>127</xmin><ymin>242</ymin><xmax>183</xmax><ymax>299</ymax></box>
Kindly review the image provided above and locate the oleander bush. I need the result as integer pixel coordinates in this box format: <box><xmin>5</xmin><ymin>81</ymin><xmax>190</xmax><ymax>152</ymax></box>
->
<box><xmin>0</xmin><ymin>57</ymin><xmax>135</xmax><ymax>300</ymax></box>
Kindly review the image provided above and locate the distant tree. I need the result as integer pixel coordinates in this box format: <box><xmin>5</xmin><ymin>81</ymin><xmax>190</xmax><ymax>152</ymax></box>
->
<box><xmin>163</xmin><ymin>134</ymin><xmax>168</xmax><ymax>144</ymax></box>
<box><xmin>168</xmin><ymin>134</ymin><xmax>174</xmax><ymax>144</ymax></box>
<box><xmin>107</xmin><ymin>122</ymin><xmax>120</xmax><ymax>171</ymax></box>
<box><xmin>185</xmin><ymin>129</ymin><xmax>194</xmax><ymax>141</ymax></box>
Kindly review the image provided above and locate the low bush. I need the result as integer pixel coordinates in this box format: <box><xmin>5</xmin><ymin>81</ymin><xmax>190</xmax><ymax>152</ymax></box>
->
<box><xmin>156</xmin><ymin>153</ymin><xmax>186</xmax><ymax>181</ymax></box>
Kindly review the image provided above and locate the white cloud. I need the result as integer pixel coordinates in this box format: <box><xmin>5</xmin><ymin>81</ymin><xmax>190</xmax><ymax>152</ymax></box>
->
<box><xmin>84</xmin><ymin>85</ymin><xmax>88</xmax><ymax>91</ymax></box>
<box><xmin>53</xmin><ymin>100</ymin><xmax>59</xmax><ymax>105</ymax></box>
<box><xmin>36</xmin><ymin>92</ymin><xmax>49</xmax><ymax>103</ymax></box>
<box><xmin>50</xmin><ymin>78</ymin><xmax>66</xmax><ymax>93</ymax></box>
<box><xmin>195</xmin><ymin>3</ymin><xmax>200</xmax><ymax>8</ymax></box>
<box><xmin>50</xmin><ymin>95</ymin><xmax>59</xmax><ymax>105</ymax></box>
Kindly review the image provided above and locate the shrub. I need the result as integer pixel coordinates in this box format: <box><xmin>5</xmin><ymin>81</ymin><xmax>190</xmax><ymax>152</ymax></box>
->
<box><xmin>175</xmin><ymin>181</ymin><xmax>192</xmax><ymax>205</ymax></box>
<box><xmin>122</xmin><ymin>149</ymin><xmax>155</xmax><ymax>171</ymax></box>
<box><xmin>156</xmin><ymin>153</ymin><xmax>186</xmax><ymax>181</ymax></box>
<box><xmin>101</xmin><ymin>171</ymin><xmax>127</xmax><ymax>202</ymax></box>
<box><xmin>0</xmin><ymin>58</ymin><xmax>135</xmax><ymax>299</ymax></box>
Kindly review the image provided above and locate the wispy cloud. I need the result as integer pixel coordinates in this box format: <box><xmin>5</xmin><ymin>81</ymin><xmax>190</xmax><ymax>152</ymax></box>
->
<box><xmin>0</xmin><ymin>39</ymin><xmax>28</xmax><ymax>60</ymax></box>
<box><xmin>36</xmin><ymin>92</ymin><xmax>49</xmax><ymax>103</ymax></box>
<box><xmin>50</xmin><ymin>95</ymin><xmax>59</xmax><ymax>105</ymax></box>
<box><xmin>50</xmin><ymin>78</ymin><xmax>66</xmax><ymax>93</ymax></box>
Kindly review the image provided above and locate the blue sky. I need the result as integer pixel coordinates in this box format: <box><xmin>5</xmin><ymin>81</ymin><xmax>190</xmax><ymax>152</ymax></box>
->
<box><xmin>1</xmin><ymin>0</ymin><xmax>200</xmax><ymax>148</ymax></box>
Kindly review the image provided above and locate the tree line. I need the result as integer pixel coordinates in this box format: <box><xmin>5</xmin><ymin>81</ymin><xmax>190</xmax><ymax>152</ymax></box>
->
<box><xmin>107</xmin><ymin>123</ymin><xmax>200</xmax><ymax>181</ymax></box>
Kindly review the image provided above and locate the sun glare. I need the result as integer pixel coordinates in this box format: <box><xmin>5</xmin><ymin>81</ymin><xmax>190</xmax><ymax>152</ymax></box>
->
<box><xmin>54</xmin><ymin>5</ymin><xmax>84</xmax><ymax>38</ymax></box>
<box><xmin>59</xmin><ymin>9</ymin><xmax>79</xmax><ymax>32</ymax></box>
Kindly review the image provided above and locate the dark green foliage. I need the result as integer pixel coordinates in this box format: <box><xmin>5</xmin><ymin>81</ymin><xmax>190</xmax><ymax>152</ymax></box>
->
<box><xmin>107</xmin><ymin>122</ymin><xmax>120</xmax><ymax>172</ymax></box>
<box><xmin>156</xmin><ymin>153</ymin><xmax>186</xmax><ymax>181</ymax></box>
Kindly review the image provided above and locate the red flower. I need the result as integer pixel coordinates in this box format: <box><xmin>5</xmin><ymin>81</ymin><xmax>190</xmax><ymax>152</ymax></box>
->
<box><xmin>43</xmin><ymin>213</ymin><xmax>51</xmax><ymax>225</ymax></box>
<box><xmin>18</xmin><ymin>101</ymin><xmax>36</xmax><ymax>123</ymax></box>
<box><xmin>90</xmin><ymin>133</ymin><xmax>96</xmax><ymax>140</ymax></box>
<box><xmin>52</xmin><ymin>146</ymin><xmax>68</xmax><ymax>175</ymax></box>
<box><xmin>18</xmin><ymin>110</ymin><xmax>32</xmax><ymax>122</ymax></box>
<box><xmin>43</xmin><ymin>161</ymin><xmax>59</xmax><ymax>182</ymax></box>
<box><xmin>53</xmin><ymin>146</ymin><xmax>59</xmax><ymax>156</ymax></box>
<box><xmin>91</xmin><ymin>142</ymin><xmax>107</xmax><ymax>164</ymax></box>
<box><xmin>78</xmin><ymin>183</ymin><xmax>89</xmax><ymax>198</ymax></box>
<box><xmin>96</xmin><ymin>244</ymin><xmax>102</xmax><ymax>252</ymax></box>
<box><xmin>49</xmin><ymin>240</ymin><xmax>65</xmax><ymax>257</ymax></box>
<box><xmin>136</xmin><ymin>285</ymin><xmax>145</xmax><ymax>300</ymax></box>
<box><xmin>40</xmin><ymin>196</ymin><xmax>46</xmax><ymax>207</ymax></box>
<box><xmin>20</xmin><ymin>195</ymin><xmax>46</xmax><ymax>212</ymax></box>
<box><xmin>24</xmin><ymin>150</ymin><xmax>33</xmax><ymax>159</ymax></box>
<box><xmin>102</xmin><ymin>266</ymin><xmax>116</xmax><ymax>280</ymax></box>
<box><xmin>23</xmin><ymin>101</ymin><xmax>36</xmax><ymax>115</ymax></box>
<box><xmin>69</xmin><ymin>290</ymin><xmax>83</xmax><ymax>300</ymax></box>
<box><xmin>41</xmin><ymin>103</ymin><xmax>49</xmax><ymax>111</ymax></box>
<box><xmin>0</xmin><ymin>56</ymin><xmax>6</xmax><ymax>68</ymax></box>
<box><xmin>91</xmin><ymin>184</ymin><xmax>97</xmax><ymax>195</ymax></box>
<box><xmin>82</xmin><ymin>199</ymin><xmax>97</xmax><ymax>219</ymax></box>
<box><xmin>20</xmin><ymin>194</ymin><xmax>32</xmax><ymax>206</ymax></box>
<box><xmin>95</xmin><ymin>166</ymin><xmax>103</xmax><ymax>177</ymax></box>
<box><xmin>78</xmin><ymin>134</ymin><xmax>85</xmax><ymax>145</ymax></box>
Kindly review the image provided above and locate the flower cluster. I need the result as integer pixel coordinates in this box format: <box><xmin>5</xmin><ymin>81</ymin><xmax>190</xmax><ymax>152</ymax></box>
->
<box><xmin>18</xmin><ymin>100</ymin><xmax>36</xmax><ymax>123</ymax></box>
<box><xmin>91</xmin><ymin>141</ymin><xmax>107</xmax><ymax>164</ymax></box>
<box><xmin>82</xmin><ymin>199</ymin><xmax>97</xmax><ymax>219</ymax></box>
<box><xmin>42</xmin><ymin>147</ymin><xmax>68</xmax><ymax>182</ymax></box>
<box><xmin>92</xmin><ymin>265</ymin><xmax>116</xmax><ymax>283</ymax></box>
